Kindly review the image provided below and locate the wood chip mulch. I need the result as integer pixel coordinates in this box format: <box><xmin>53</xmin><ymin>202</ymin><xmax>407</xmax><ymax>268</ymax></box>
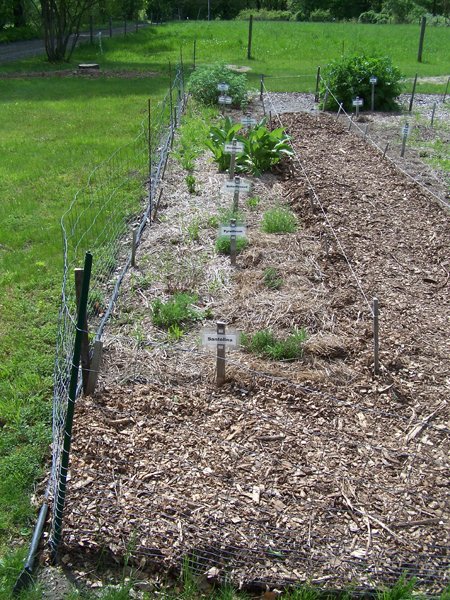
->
<box><xmin>59</xmin><ymin>110</ymin><xmax>449</xmax><ymax>593</ymax></box>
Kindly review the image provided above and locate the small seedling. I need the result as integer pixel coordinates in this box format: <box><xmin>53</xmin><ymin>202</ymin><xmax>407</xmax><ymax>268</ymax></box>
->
<box><xmin>185</xmin><ymin>174</ymin><xmax>197</xmax><ymax>194</ymax></box>
<box><xmin>261</xmin><ymin>207</ymin><xmax>297</xmax><ymax>234</ymax></box>
<box><xmin>263</xmin><ymin>267</ymin><xmax>283</xmax><ymax>290</ymax></box>
<box><xmin>246</xmin><ymin>195</ymin><xmax>261</xmax><ymax>210</ymax></box>
<box><xmin>187</xmin><ymin>217</ymin><xmax>200</xmax><ymax>241</ymax></box>
<box><xmin>167</xmin><ymin>323</ymin><xmax>184</xmax><ymax>341</ymax></box>
<box><xmin>215</xmin><ymin>236</ymin><xmax>248</xmax><ymax>255</ymax></box>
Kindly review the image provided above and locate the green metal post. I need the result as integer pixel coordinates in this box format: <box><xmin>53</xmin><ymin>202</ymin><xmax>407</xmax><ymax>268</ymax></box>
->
<box><xmin>49</xmin><ymin>252</ymin><xmax>93</xmax><ymax>561</ymax></box>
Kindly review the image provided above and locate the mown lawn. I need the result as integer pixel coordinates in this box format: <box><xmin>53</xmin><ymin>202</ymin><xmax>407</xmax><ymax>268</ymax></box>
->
<box><xmin>0</xmin><ymin>19</ymin><xmax>448</xmax><ymax>598</ymax></box>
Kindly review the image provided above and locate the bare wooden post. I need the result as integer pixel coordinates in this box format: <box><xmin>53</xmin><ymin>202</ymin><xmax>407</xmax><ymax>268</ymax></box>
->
<box><xmin>322</xmin><ymin>89</ymin><xmax>329</xmax><ymax>111</ymax></box>
<box><xmin>230</xmin><ymin>219</ymin><xmax>237</xmax><ymax>266</ymax></box>
<box><xmin>233</xmin><ymin>176</ymin><xmax>240</xmax><ymax>213</ymax></box>
<box><xmin>417</xmin><ymin>16</ymin><xmax>426</xmax><ymax>63</ymax></box>
<box><xmin>373</xmin><ymin>297</ymin><xmax>379</xmax><ymax>375</ymax></box>
<box><xmin>216</xmin><ymin>321</ymin><xmax>226</xmax><ymax>386</ymax></box>
<box><xmin>269</xmin><ymin>110</ymin><xmax>272</xmax><ymax>129</ymax></box>
<box><xmin>443</xmin><ymin>77</ymin><xmax>450</xmax><ymax>103</ymax></box>
<box><xmin>409</xmin><ymin>74</ymin><xmax>418</xmax><ymax>113</ymax></box>
<box><xmin>382</xmin><ymin>142</ymin><xmax>389</xmax><ymax>159</ymax></box>
<box><xmin>247</xmin><ymin>15</ymin><xmax>253</xmax><ymax>60</ymax></box>
<box><xmin>314</xmin><ymin>66</ymin><xmax>321</xmax><ymax>102</ymax></box>
<box><xmin>131</xmin><ymin>228</ymin><xmax>137</xmax><ymax>267</ymax></box>
<box><xmin>348</xmin><ymin>116</ymin><xmax>353</xmax><ymax>131</ymax></box>
<box><xmin>260</xmin><ymin>74</ymin><xmax>264</xmax><ymax>100</ymax></box>
<box><xmin>152</xmin><ymin>189</ymin><xmax>163</xmax><ymax>222</ymax></box>
<box><xmin>193</xmin><ymin>39</ymin><xmax>196</xmax><ymax>70</ymax></box>
<box><xmin>430</xmin><ymin>102</ymin><xmax>436</xmax><ymax>127</ymax></box>
<box><xmin>74</xmin><ymin>268</ymin><xmax>91</xmax><ymax>394</ymax></box>
<box><xmin>229</xmin><ymin>139</ymin><xmax>237</xmax><ymax>180</ymax></box>
<box><xmin>109</xmin><ymin>16</ymin><xmax>112</xmax><ymax>37</ymax></box>
<box><xmin>336</xmin><ymin>102</ymin><xmax>343</xmax><ymax>121</ymax></box>
<box><xmin>85</xmin><ymin>339</ymin><xmax>103</xmax><ymax>396</ymax></box>
<box><xmin>364</xmin><ymin>124</ymin><xmax>369</xmax><ymax>139</ymax></box>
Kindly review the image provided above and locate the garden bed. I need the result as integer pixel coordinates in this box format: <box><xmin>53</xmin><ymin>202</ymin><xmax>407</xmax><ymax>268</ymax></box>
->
<box><xmin>58</xmin><ymin>106</ymin><xmax>449</xmax><ymax>593</ymax></box>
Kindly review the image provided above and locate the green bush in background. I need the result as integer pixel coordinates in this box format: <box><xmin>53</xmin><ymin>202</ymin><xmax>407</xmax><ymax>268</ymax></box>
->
<box><xmin>188</xmin><ymin>63</ymin><xmax>248</xmax><ymax>108</ymax></box>
<box><xmin>320</xmin><ymin>54</ymin><xmax>403</xmax><ymax>112</ymax></box>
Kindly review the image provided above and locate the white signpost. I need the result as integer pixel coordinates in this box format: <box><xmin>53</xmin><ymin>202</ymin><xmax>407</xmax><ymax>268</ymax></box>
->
<box><xmin>224</xmin><ymin>141</ymin><xmax>244</xmax><ymax>153</ymax></box>
<box><xmin>202</xmin><ymin>322</ymin><xmax>240</xmax><ymax>386</ymax></box>
<box><xmin>241</xmin><ymin>115</ymin><xmax>257</xmax><ymax>128</ymax></box>
<box><xmin>369</xmin><ymin>76</ymin><xmax>378</xmax><ymax>112</ymax></box>
<box><xmin>218</xmin><ymin>95</ymin><xmax>232</xmax><ymax>105</ymax></box>
<box><xmin>222</xmin><ymin>178</ymin><xmax>251</xmax><ymax>193</ymax></box>
<box><xmin>401</xmin><ymin>122</ymin><xmax>410</xmax><ymax>157</ymax></box>
<box><xmin>352</xmin><ymin>96</ymin><xmax>364</xmax><ymax>118</ymax></box>
<box><xmin>217</xmin><ymin>82</ymin><xmax>229</xmax><ymax>92</ymax></box>
<box><xmin>219</xmin><ymin>225</ymin><xmax>247</xmax><ymax>237</ymax></box>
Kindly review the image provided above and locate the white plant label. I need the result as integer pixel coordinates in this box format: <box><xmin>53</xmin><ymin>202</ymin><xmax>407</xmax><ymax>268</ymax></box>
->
<box><xmin>217</xmin><ymin>83</ymin><xmax>229</xmax><ymax>92</ymax></box>
<box><xmin>219</xmin><ymin>225</ymin><xmax>247</xmax><ymax>237</ymax></box>
<box><xmin>402</xmin><ymin>124</ymin><xmax>410</xmax><ymax>136</ymax></box>
<box><xmin>370</xmin><ymin>76</ymin><xmax>378</xmax><ymax>85</ymax></box>
<box><xmin>241</xmin><ymin>116</ymin><xmax>257</xmax><ymax>127</ymax></box>
<box><xmin>201</xmin><ymin>329</ymin><xmax>239</xmax><ymax>348</ymax></box>
<box><xmin>222</xmin><ymin>179</ymin><xmax>251</xmax><ymax>193</ymax></box>
<box><xmin>352</xmin><ymin>97</ymin><xmax>364</xmax><ymax>107</ymax></box>
<box><xmin>224</xmin><ymin>141</ymin><xmax>244</xmax><ymax>153</ymax></box>
<box><xmin>218</xmin><ymin>95</ymin><xmax>232</xmax><ymax>105</ymax></box>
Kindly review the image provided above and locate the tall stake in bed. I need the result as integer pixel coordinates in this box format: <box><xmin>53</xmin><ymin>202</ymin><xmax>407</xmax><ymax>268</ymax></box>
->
<box><xmin>409</xmin><ymin>74</ymin><xmax>418</xmax><ymax>113</ymax></box>
<box><xmin>230</xmin><ymin>219</ymin><xmax>237</xmax><ymax>266</ymax></box>
<box><xmin>373</xmin><ymin>297</ymin><xmax>380</xmax><ymax>375</ymax></box>
<box><xmin>314</xmin><ymin>66</ymin><xmax>321</xmax><ymax>103</ymax></box>
<box><xmin>49</xmin><ymin>251</ymin><xmax>93</xmax><ymax>561</ymax></box>
<box><xmin>233</xmin><ymin>176</ymin><xmax>240</xmax><ymax>213</ymax></box>
<box><xmin>148</xmin><ymin>98</ymin><xmax>152</xmax><ymax>212</ymax></box>
<box><xmin>74</xmin><ymin>267</ymin><xmax>91</xmax><ymax>394</ymax></box>
<box><xmin>216</xmin><ymin>321</ymin><xmax>226</xmax><ymax>386</ymax></box>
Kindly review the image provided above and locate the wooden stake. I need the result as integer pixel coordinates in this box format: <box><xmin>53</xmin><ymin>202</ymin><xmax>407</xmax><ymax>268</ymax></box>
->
<box><xmin>417</xmin><ymin>16</ymin><xmax>426</xmax><ymax>63</ymax></box>
<box><xmin>401</xmin><ymin>123</ymin><xmax>409</xmax><ymax>157</ymax></box>
<box><xmin>322</xmin><ymin>89</ymin><xmax>329</xmax><ymax>111</ymax></box>
<box><xmin>373</xmin><ymin>297</ymin><xmax>379</xmax><ymax>375</ymax></box>
<box><xmin>233</xmin><ymin>177</ymin><xmax>240</xmax><ymax>213</ymax></box>
<box><xmin>443</xmin><ymin>76</ymin><xmax>449</xmax><ymax>103</ymax></box>
<box><xmin>430</xmin><ymin>102</ymin><xmax>436</xmax><ymax>127</ymax></box>
<box><xmin>216</xmin><ymin>321</ymin><xmax>226</xmax><ymax>386</ymax></box>
<box><xmin>247</xmin><ymin>14</ymin><xmax>253</xmax><ymax>60</ymax></box>
<box><xmin>230</xmin><ymin>219</ymin><xmax>237</xmax><ymax>266</ymax></box>
<box><xmin>409</xmin><ymin>74</ymin><xmax>418</xmax><ymax>113</ymax></box>
<box><xmin>74</xmin><ymin>268</ymin><xmax>91</xmax><ymax>394</ymax></box>
<box><xmin>229</xmin><ymin>140</ymin><xmax>237</xmax><ymax>180</ymax></box>
<box><xmin>260</xmin><ymin>74</ymin><xmax>264</xmax><ymax>101</ymax></box>
<box><xmin>348</xmin><ymin>116</ymin><xmax>353</xmax><ymax>131</ymax></box>
<box><xmin>364</xmin><ymin>124</ymin><xmax>369</xmax><ymax>139</ymax></box>
<box><xmin>336</xmin><ymin>102</ymin><xmax>343</xmax><ymax>120</ymax></box>
<box><xmin>382</xmin><ymin>142</ymin><xmax>389</xmax><ymax>159</ymax></box>
<box><xmin>85</xmin><ymin>339</ymin><xmax>103</xmax><ymax>396</ymax></box>
<box><xmin>131</xmin><ymin>227</ymin><xmax>137</xmax><ymax>267</ymax></box>
<box><xmin>314</xmin><ymin>66</ymin><xmax>321</xmax><ymax>103</ymax></box>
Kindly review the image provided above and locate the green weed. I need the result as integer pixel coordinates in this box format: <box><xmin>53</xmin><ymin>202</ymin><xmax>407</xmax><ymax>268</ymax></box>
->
<box><xmin>215</xmin><ymin>236</ymin><xmax>249</xmax><ymax>255</ymax></box>
<box><xmin>263</xmin><ymin>267</ymin><xmax>283</xmax><ymax>290</ymax></box>
<box><xmin>246</xmin><ymin>195</ymin><xmax>261</xmax><ymax>210</ymax></box>
<box><xmin>185</xmin><ymin>174</ymin><xmax>197</xmax><ymax>194</ymax></box>
<box><xmin>151</xmin><ymin>293</ymin><xmax>204</xmax><ymax>330</ymax></box>
<box><xmin>261</xmin><ymin>207</ymin><xmax>298</xmax><ymax>233</ymax></box>
<box><xmin>242</xmin><ymin>328</ymin><xmax>307</xmax><ymax>360</ymax></box>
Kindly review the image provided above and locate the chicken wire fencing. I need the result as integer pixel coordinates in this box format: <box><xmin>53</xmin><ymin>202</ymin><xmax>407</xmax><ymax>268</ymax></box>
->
<box><xmin>48</xmin><ymin>64</ymin><xmax>186</xmax><ymax>554</ymax></box>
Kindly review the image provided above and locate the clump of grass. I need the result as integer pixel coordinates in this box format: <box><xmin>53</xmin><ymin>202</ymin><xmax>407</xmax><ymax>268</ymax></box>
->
<box><xmin>263</xmin><ymin>267</ymin><xmax>283</xmax><ymax>290</ymax></box>
<box><xmin>246</xmin><ymin>195</ymin><xmax>261</xmax><ymax>210</ymax></box>
<box><xmin>151</xmin><ymin>292</ymin><xmax>203</xmax><ymax>329</ymax></box>
<box><xmin>242</xmin><ymin>328</ymin><xmax>307</xmax><ymax>360</ymax></box>
<box><xmin>261</xmin><ymin>207</ymin><xmax>298</xmax><ymax>234</ymax></box>
<box><xmin>215</xmin><ymin>236</ymin><xmax>248</xmax><ymax>255</ymax></box>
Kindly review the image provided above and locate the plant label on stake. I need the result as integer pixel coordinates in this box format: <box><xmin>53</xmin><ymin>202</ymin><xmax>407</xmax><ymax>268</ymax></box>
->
<box><xmin>217</xmin><ymin>82</ymin><xmax>229</xmax><ymax>92</ymax></box>
<box><xmin>241</xmin><ymin>115</ymin><xmax>256</xmax><ymax>128</ymax></box>
<box><xmin>218</xmin><ymin>94</ymin><xmax>232</xmax><ymax>115</ymax></box>
<box><xmin>219</xmin><ymin>225</ymin><xmax>247</xmax><ymax>237</ymax></box>
<box><xmin>369</xmin><ymin>76</ymin><xmax>377</xmax><ymax>112</ymax></box>
<box><xmin>201</xmin><ymin>322</ymin><xmax>240</xmax><ymax>386</ymax></box>
<box><xmin>222</xmin><ymin>178</ymin><xmax>251</xmax><ymax>193</ymax></box>
<box><xmin>352</xmin><ymin>96</ymin><xmax>363</xmax><ymax>118</ymax></box>
<box><xmin>229</xmin><ymin>218</ymin><xmax>237</xmax><ymax>266</ymax></box>
<box><xmin>224</xmin><ymin>139</ymin><xmax>244</xmax><ymax>180</ymax></box>
<box><xmin>400</xmin><ymin>122</ymin><xmax>410</xmax><ymax>157</ymax></box>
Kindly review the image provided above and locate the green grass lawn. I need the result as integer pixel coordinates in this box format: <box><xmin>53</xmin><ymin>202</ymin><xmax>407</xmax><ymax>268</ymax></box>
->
<box><xmin>0</xmin><ymin>19</ymin><xmax>448</xmax><ymax>598</ymax></box>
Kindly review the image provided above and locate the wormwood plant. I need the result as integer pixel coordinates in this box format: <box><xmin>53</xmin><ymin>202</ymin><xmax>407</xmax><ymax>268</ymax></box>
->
<box><xmin>242</xmin><ymin>328</ymin><xmax>307</xmax><ymax>361</ymax></box>
<box><xmin>320</xmin><ymin>54</ymin><xmax>403</xmax><ymax>112</ymax></box>
<box><xmin>188</xmin><ymin>63</ymin><xmax>248</xmax><ymax>108</ymax></box>
<box><xmin>151</xmin><ymin>293</ymin><xmax>204</xmax><ymax>330</ymax></box>
<box><xmin>261</xmin><ymin>207</ymin><xmax>298</xmax><ymax>233</ymax></box>
<box><xmin>206</xmin><ymin>117</ymin><xmax>293</xmax><ymax>176</ymax></box>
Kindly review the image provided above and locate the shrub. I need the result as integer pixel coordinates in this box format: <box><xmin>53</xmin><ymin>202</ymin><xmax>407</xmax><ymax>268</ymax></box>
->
<box><xmin>358</xmin><ymin>10</ymin><xmax>390</xmax><ymax>23</ymax></box>
<box><xmin>261</xmin><ymin>207</ymin><xmax>297</xmax><ymax>233</ymax></box>
<box><xmin>206</xmin><ymin>117</ymin><xmax>293</xmax><ymax>176</ymax></box>
<box><xmin>242</xmin><ymin>328</ymin><xmax>307</xmax><ymax>360</ymax></box>
<box><xmin>235</xmin><ymin>9</ymin><xmax>292</xmax><ymax>21</ymax></box>
<box><xmin>310</xmin><ymin>8</ymin><xmax>333</xmax><ymax>21</ymax></box>
<box><xmin>188</xmin><ymin>64</ymin><xmax>248</xmax><ymax>108</ymax></box>
<box><xmin>215</xmin><ymin>236</ymin><xmax>248</xmax><ymax>255</ymax></box>
<box><xmin>320</xmin><ymin>54</ymin><xmax>403</xmax><ymax>112</ymax></box>
<box><xmin>151</xmin><ymin>293</ymin><xmax>203</xmax><ymax>329</ymax></box>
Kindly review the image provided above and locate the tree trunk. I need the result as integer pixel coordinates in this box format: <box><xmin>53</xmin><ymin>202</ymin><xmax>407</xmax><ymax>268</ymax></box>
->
<box><xmin>13</xmin><ymin>0</ymin><xmax>27</xmax><ymax>27</ymax></box>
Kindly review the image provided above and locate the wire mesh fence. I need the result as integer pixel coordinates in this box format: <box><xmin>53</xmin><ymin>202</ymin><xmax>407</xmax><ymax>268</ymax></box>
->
<box><xmin>48</xmin><ymin>64</ymin><xmax>186</xmax><ymax>554</ymax></box>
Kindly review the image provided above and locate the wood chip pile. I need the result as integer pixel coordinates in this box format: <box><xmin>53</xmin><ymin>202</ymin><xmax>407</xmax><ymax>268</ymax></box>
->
<box><xmin>61</xmin><ymin>110</ymin><xmax>449</xmax><ymax>592</ymax></box>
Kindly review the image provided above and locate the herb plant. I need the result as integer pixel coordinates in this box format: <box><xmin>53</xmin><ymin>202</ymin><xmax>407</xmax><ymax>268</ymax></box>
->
<box><xmin>242</xmin><ymin>328</ymin><xmax>307</xmax><ymax>360</ymax></box>
<box><xmin>151</xmin><ymin>293</ymin><xmax>204</xmax><ymax>329</ymax></box>
<box><xmin>261</xmin><ymin>207</ymin><xmax>298</xmax><ymax>233</ymax></box>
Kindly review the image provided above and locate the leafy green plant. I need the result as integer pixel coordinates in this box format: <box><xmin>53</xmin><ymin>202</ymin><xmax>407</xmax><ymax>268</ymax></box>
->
<box><xmin>172</xmin><ymin>102</ymin><xmax>215</xmax><ymax>172</ymax></box>
<box><xmin>206</xmin><ymin>117</ymin><xmax>293</xmax><ymax>175</ymax></box>
<box><xmin>242</xmin><ymin>328</ymin><xmax>307</xmax><ymax>360</ymax></box>
<box><xmin>187</xmin><ymin>216</ymin><xmax>200</xmax><ymax>241</ymax></box>
<box><xmin>261</xmin><ymin>207</ymin><xmax>298</xmax><ymax>233</ymax></box>
<box><xmin>151</xmin><ymin>293</ymin><xmax>204</xmax><ymax>329</ymax></box>
<box><xmin>320</xmin><ymin>54</ymin><xmax>403</xmax><ymax>112</ymax></box>
<box><xmin>215</xmin><ymin>236</ymin><xmax>249</xmax><ymax>255</ymax></box>
<box><xmin>188</xmin><ymin>63</ymin><xmax>248</xmax><ymax>108</ymax></box>
<box><xmin>185</xmin><ymin>174</ymin><xmax>197</xmax><ymax>194</ymax></box>
<box><xmin>168</xmin><ymin>323</ymin><xmax>185</xmax><ymax>341</ymax></box>
<box><xmin>263</xmin><ymin>267</ymin><xmax>283</xmax><ymax>290</ymax></box>
<box><xmin>218</xmin><ymin>207</ymin><xmax>245</xmax><ymax>226</ymax></box>
<box><xmin>246</xmin><ymin>196</ymin><xmax>261</xmax><ymax>210</ymax></box>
